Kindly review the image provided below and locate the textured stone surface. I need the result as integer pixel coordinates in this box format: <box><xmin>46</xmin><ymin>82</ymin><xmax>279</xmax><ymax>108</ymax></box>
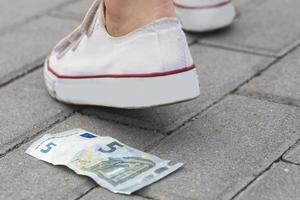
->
<box><xmin>233</xmin><ymin>0</ymin><xmax>265</xmax><ymax>14</ymax></box>
<box><xmin>236</xmin><ymin>162</ymin><xmax>300</xmax><ymax>200</ymax></box>
<box><xmin>238</xmin><ymin>46</ymin><xmax>300</xmax><ymax>107</ymax></box>
<box><xmin>82</xmin><ymin>45</ymin><xmax>273</xmax><ymax>133</ymax></box>
<box><xmin>0</xmin><ymin>16</ymin><xmax>78</xmax><ymax>85</ymax></box>
<box><xmin>0</xmin><ymin>69</ymin><xmax>72</xmax><ymax>155</ymax></box>
<box><xmin>0</xmin><ymin>114</ymin><xmax>163</xmax><ymax>200</ymax></box>
<box><xmin>81</xmin><ymin>188</ymin><xmax>147</xmax><ymax>200</ymax></box>
<box><xmin>50</xmin><ymin>0</ymin><xmax>95</xmax><ymax>21</ymax></box>
<box><xmin>199</xmin><ymin>0</ymin><xmax>300</xmax><ymax>57</ymax></box>
<box><xmin>283</xmin><ymin>142</ymin><xmax>300</xmax><ymax>165</ymax></box>
<box><xmin>0</xmin><ymin>0</ymin><xmax>71</xmax><ymax>30</ymax></box>
<box><xmin>136</xmin><ymin>95</ymin><xmax>300</xmax><ymax>200</ymax></box>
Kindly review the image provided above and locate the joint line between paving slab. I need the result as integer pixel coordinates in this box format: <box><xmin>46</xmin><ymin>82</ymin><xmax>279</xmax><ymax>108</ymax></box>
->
<box><xmin>236</xmin><ymin>90</ymin><xmax>300</xmax><ymax>109</ymax></box>
<box><xmin>0</xmin><ymin>110</ymin><xmax>76</xmax><ymax>159</ymax></box>
<box><xmin>73</xmin><ymin>186</ymin><xmax>97</xmax><ymax>200</ymax></box>
<box><xmin>281</xmin><ymin>159</ymin><xmax>300</xmax><ymax>167</ymax></box>
<box><xmin>231</xmin><ymin>134</ymin><xmax>300</xmax><ymax>199</ymax></box>
<box><xmin>48</xmin><ymin>12</ymin><xmax>83</xmax><ymax>23</ymax></box>
<box><xmin>196</xmin><ymin>41</ymin><xmax>277</xmax><ymax>58</ymax></box>
<box><xmin>75</xmin><ymin>185</ymin><xmax>155</xmax><ymax>200</ymax></box>
<box><xmin>198</xmin><ymin>40</ymin><xmax>277</xmax><ymax>57</ymax></box>
<box><xmin>0</xmin><ymin>0</ymin><xmax>82</xmax><ymax>36</ymax></box>
<box><xmin>79</xmin><ymin>111</ymin><xmax>161</xmax><ymax>133</ymax></box>
<box><xmin>232</xmin><ymin>41</ymin><xmax>300</xmax><ymax>108</ymax></box>
<box><xmin>230</xmin><ymin>161</ymin><xmax>277</xmax><ymax>200</ymax></box>
<box><xmin>0</xmin><ymin>63</ymin><xmax>43</xmax><ymax>89</ymax></box>
<box><xmin>198</xmin><ymin>32</ymin><xmax>300</xmax><ymax>58</ymax></box>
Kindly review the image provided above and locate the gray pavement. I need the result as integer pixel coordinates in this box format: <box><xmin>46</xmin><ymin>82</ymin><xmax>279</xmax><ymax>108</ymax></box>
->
<box><xmin>1</xmin><ymin>0</ymin><xmax>300</xmax><ymax>200</ymax></box>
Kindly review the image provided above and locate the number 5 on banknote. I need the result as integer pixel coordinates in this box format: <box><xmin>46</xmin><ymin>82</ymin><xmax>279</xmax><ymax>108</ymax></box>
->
<box><xmin>41</xmin><ymin>142</ymin><xmax>56</xmax><ymax>154</ymax></box>
<box><xmin>98</xmin><ymin>141</ymin><xmax>124</xmax><ymax>153</ymax></box>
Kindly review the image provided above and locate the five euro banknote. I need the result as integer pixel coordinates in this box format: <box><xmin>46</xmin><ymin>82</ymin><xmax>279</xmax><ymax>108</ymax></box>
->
<box><xmin>26</xmin><ymin>128</ymin><xmax>183</xmax><ymax>194</ymax></box>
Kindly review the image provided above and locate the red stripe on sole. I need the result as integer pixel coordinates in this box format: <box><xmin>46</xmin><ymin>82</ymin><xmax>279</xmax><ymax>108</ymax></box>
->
<box><xmin>174</xmin><ymin>0</ymin><xmax>231</xmax><ymax>10</ymax></box>
<box><xmin>47</xmin><ymin>64</ymin><xmax>196</xmax><ymax>79</ymax></box>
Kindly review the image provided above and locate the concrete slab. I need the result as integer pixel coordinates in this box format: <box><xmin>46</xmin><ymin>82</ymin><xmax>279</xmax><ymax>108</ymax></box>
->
<box><xmin>238</xmin><ymin>46</ymin><xmax>300</xmax><ymax>107</ymax></box>
<box><xmin>0</xmin><ymin>69</ymin><xmax>73</xmax><ymax>155</ymax></box>
<box><xmin>50</xmin><ymin>0</ymin><xmax>95</xmax><ymax>21</ymax></box>
<box><xmin>80</xmin><ymin>188</ymin><xmax>147</xmax><ymax>200</ymax></box>
<box><xmin>0</xmin><ymin>0</ymin><xmax>71</xmax><ymax>31</ymax></box>
<box><xmin>233</xmin><ymin>0</ymin><xmax>265</xmax><ymax>14</ymax></box>
<box><xmin>199</xmin><ymin>0</ymin><xmax>300</xmax><ymax>57</ymax></box>
<box><xmin>0</xmin><ymin>16</ymin><xmax>78</xmax><ymax>85</ymax></box>
<box><xmin>136</xmin><ymin>95</ymin><xmax>300</xmax><ymax>200</ymax></box>
<box><xmin>236</xmin><ymin>162</ymin><xmax>300</xmax><ymax>200</ymax></box>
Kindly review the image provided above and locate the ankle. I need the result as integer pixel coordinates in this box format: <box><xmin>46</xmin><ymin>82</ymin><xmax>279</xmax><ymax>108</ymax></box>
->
<box><xmin>104</xmin><ymin>0</ymin><xmax>175</xmax><ymax>37</ymax></box>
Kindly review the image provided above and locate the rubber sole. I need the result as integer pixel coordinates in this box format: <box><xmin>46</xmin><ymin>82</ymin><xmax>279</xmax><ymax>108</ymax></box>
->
<box><xmin>175</xmin><ymin>1</ymin><xmax>236</xmax><ymax>32</ymax></box>
<box><xmin>44</xmin><ymin>64</ymin><xmax>200</xmax><ymax>109</ymax></box>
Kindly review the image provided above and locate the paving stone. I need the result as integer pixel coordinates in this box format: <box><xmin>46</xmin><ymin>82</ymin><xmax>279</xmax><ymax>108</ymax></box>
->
<box><xmin>199</xmin><ymin>0</ymin><xmax>300</xmax><ymax>57</ymax></box>
<box><xmin>0</xmin><ymin>113</ymin><xmax>163</xmax><ymax>200</ymax></box>
<box><xmin>0</xmin><ymin>16</ymin><xmax>78</xmax><ymax>85</ymax></box>
<box><xmin>0</xmin><ymin>69</ymin><xmax>73</xmax><ymax>155</ymax></box>
<box><xmin>0</xmin><ymin>0</ymin><xmax>71</xmax><ymax>30</ymax></box>
<box><xmin>238</xmin><ymin>46</ymin><xmax>300</xmax><ymax>107</ymax></box>
<box><xmin>236</xmin><ymin>162</ymin><xmax>300</xmax><ymax>200</ymax></box>
<box><xmin>50</xmin><ymin>0</ymin><xmax>95</xmax><ymax>21</ymax></box>
<box><xmin>81</xmin><ymin>188</ymin><xmax>147</xmax><ymax>200</ymax></box>
<box><xmin>283</xmin><ymin>142</ymin><xmax>300</xmax><ymax>165</ymax></box>
<box><xmin>233</xmin><ymin>0</ymin><xmax>265</xmax><ymax>14</ymax></box>
<box><xmin>135</xmin><ymin>95</ymin><xmax>300</xmax><ymax>200</ymax></box>
<box><xmin>82</xmin><ymin>45</ymin><xmax>273</xmax><ymax>133</ymax></box>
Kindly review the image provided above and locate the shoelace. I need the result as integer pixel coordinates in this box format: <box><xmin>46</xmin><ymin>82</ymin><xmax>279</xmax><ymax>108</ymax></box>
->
<box><xmin>54</xmin><ymin>0</ymin><xmax>102</xmax><ymax>59</ymax></box>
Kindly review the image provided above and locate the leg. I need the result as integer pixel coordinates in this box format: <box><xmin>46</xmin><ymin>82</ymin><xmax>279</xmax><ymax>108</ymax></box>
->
<box><xmin>104</xmin><ymin>0</ymin><xmax>175</xmax><ymax>36</ymax></box>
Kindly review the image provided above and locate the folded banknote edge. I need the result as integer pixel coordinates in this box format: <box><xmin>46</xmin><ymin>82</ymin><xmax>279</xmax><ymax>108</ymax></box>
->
<box><xmin>25</xmin><ymin>134</ymin><xmax>52</xmax><ymax>156</ymax></box>
<box><xmin>66</xmin><ymin>162</ymin><xmax>184</xmax><ymax>195</ymax></box>
<box><xmin>116</xmin><ymin>162</ymin><xmax>184</xmax><ymax>195</ymax></box>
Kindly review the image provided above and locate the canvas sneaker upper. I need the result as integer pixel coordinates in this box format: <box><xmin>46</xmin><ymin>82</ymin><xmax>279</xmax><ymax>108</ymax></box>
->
<box><xmin>47</xmin><ymin>0</ymin><xmax>194</xmax><ymax>78</ymax></box>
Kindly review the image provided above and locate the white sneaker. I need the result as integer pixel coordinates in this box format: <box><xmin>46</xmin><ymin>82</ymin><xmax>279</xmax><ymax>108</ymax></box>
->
<box><xmin>44</xmin><ymin>0</ymin><xmax>200</xmax><ymax>109</ymax></box>
<box><xmin>174</xmin><ymin>0</ymin><xmax>236</xmax><ymax>32</ymax></box>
